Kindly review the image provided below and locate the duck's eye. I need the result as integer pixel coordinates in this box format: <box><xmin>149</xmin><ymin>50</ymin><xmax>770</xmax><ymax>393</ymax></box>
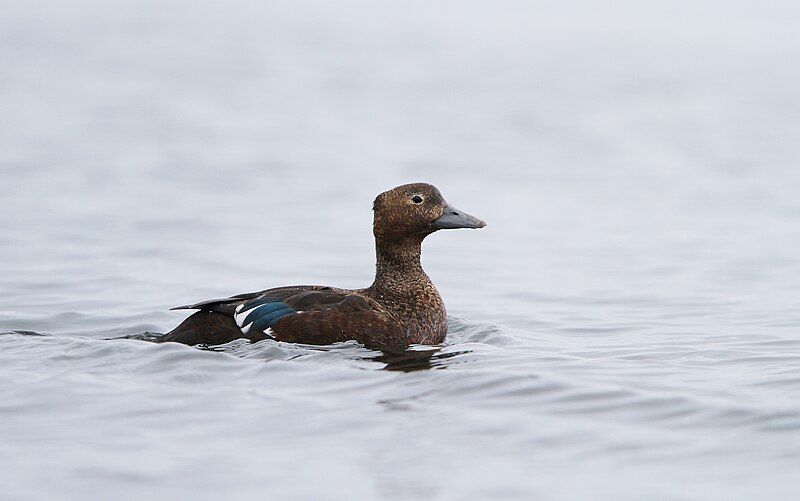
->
<box><xmin>411</xmin><ymin>195</ymin><xmax>424</xmax><ymax>204</ymax></box>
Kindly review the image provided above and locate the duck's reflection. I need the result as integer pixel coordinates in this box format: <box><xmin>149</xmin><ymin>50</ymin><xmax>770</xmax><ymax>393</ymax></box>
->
<box><xmin>371</xmin><ymin>347</ymin><xmax>470</xmax><ymax>372</ymax></box>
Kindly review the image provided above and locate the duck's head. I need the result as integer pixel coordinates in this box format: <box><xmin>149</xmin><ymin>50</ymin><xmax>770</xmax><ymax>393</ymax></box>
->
<box><xmin>372</xmin><ymin>183</ymin><xmax>486</xmax><ymax>242</ymax></box>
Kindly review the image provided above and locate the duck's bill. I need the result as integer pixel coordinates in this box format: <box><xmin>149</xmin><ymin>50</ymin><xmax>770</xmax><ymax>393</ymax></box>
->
<box><xmin>433</xmin><ymin>203</ymin><xmax>486</xmax><ymax>229</ymax></box>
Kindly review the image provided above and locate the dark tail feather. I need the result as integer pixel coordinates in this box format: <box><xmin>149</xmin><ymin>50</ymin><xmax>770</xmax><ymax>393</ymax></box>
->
<box><xmin>158</xmin><ymin>311</ymin><xmax>268</xmax><ymax>346</ymax></box>
<box><xmin>169</xmin><ymin>291</ymin><xmax>262</xmax><ymax>312</ymax></box>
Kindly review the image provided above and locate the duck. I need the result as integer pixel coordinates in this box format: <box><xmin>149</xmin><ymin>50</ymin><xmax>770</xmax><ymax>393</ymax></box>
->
<box><xmin>157</xmin><ymin>183</ymin><xmax>485</xmax><ymax>349</ymax></box>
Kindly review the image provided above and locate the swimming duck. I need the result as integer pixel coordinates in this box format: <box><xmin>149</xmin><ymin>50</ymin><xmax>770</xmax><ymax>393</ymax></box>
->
<box><xmin>158</xmin><ymin>183</ymin><xmax>485</xmax><ymax>349</ymax></box>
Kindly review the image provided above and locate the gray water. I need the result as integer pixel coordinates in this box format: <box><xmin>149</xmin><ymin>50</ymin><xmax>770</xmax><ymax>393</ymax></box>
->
<box><xmin>2</xmin><ymin>1</ymin><xmax>800</xmax><ymax>499</ymax></box>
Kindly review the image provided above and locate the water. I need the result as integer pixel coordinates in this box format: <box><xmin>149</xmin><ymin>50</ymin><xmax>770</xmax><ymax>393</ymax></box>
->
<box><xmin>2</xmin><ymin>1</ymin><xmax>800</xmax><ymax>499</ymax></box>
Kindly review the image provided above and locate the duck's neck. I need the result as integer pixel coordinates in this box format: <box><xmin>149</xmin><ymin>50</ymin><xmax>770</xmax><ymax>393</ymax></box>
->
<box><xmin>367</xmin><ymin>234</ymin><xmax>447</xmax><ymax>344</ymax></box>
<box><xmin>369</xmin><ymin>236</ymin><xmax>430</xmax><ymax>296</ymax></box>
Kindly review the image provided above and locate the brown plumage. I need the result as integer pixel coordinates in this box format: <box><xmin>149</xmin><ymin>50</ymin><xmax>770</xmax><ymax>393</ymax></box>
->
<box><xmin>158</xmin><ymin>183</ymin><xmax>485</xmax><ymax>348</ymax></box>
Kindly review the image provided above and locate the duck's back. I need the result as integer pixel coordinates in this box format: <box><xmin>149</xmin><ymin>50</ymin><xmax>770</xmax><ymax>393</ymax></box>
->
<box><xmin>159</xmin><ymin>285</ymin><xmax>407</xmax><ymax>348</ymax></box>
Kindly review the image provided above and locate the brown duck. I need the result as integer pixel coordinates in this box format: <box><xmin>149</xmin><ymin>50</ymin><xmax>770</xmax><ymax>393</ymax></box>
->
<box><xmin>158</xmin><ymin>183</ymin><xmax>486</xmax><ymax>349</ymax></box>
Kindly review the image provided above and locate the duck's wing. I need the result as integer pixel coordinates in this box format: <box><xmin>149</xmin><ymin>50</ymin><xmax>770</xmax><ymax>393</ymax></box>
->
<box><xmin>170</xmin><ymin>286</ymin><xmax>332</xmax><ymax>315</ymax></box>
<box><xmin>170</xmin><ymin>286</ymin><xmax>405</xmax><ymax>348</ymax></box>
